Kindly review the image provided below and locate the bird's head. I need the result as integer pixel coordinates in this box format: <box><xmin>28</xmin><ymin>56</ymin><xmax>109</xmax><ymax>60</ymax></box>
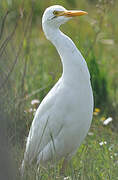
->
<box><xmin>42</xmin><ymin>5</ymin><xmax>88</xmax><ymax>28</ymax></box>
<box><xmin>42</xmin><ymin>5</ymin><xmax>88</xmax><ymax>40</ymax></box>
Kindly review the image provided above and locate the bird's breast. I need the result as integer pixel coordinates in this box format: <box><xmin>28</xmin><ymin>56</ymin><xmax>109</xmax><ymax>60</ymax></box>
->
<box><xmin>55</xmin><ymin>79</ymin><xmax>93</xmax><ymax>120</ymax></box>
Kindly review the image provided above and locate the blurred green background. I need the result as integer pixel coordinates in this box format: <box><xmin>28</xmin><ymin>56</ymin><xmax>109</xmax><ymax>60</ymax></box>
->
<box><xmin>0</xmin><ymin>0</ymin><xmax>118</xmax><ymax>179</ymax></box>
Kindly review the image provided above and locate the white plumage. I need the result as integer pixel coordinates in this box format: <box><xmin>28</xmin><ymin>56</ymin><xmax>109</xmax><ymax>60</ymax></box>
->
<box><xmin>21</xmin><ymin>5</ymin><xmax>93</xmax><ymax>173</ymax></box>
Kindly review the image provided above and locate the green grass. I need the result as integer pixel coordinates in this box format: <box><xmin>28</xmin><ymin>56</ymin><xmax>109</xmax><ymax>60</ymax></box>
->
<box><xmin>14</xmin><ymin>114</ymin><xmax>118</xmax><ymax>180</ymax></box>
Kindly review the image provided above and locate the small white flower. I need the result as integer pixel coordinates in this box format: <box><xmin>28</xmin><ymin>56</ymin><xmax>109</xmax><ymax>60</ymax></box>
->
<box><xmin>31</xmin><ymin>99</ymin><xmax>40</xmax><ymax>105</ymax></box>
<box><xmin>103</xmin><ymin>117</ymin><xmax>113</xmax><ymax>126</ymax></box>
<box><xmin>99</xmin><ymin>141</ymin><xmax>107</xmax><ymax>146</ymax></box>
<box><xmin>64</xmin><ymin>177</ymin><xmax>71</xmax><ymax>180</ymax></box>
<box><xmin>88</xmin><ymin>132</ymin><xmax>94</xmax><ymax>136</ymax></box>
<box><xmin>99</xmin><ymin>142</ymin><xmax>104</xmax><ymax>146</ymax></box>
<box><xmin>114</xmin><ymin>153</ymin><xmax>118</xmax><ymax>157</ymax></box>
<box><xmin>104</xmin><ymin>141</ymin><xmax>107</xmax><ymax>144</ymax></box>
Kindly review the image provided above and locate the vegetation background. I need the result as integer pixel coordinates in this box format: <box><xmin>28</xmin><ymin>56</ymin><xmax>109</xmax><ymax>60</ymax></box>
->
<box><xmin>0</xmin><ymin>0</ymin><xmax>118</xmax><ymax>179</ymax></box>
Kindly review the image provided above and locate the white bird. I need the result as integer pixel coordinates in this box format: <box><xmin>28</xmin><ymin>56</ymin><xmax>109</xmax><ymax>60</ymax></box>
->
<box><xmin>21</xmin><ymin>5</ymin><xmax>93</xmax><ymax>174</ymax></box>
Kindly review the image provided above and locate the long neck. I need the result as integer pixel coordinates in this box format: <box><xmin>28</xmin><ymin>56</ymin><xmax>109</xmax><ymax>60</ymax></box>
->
<box><xmin>43</xmin><ymin>24</ymin><xmax>90</xmax><ymax>84</ymax></box>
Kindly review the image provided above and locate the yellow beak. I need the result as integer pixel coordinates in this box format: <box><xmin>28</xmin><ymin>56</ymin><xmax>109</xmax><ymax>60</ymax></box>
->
<box><xmin>63</xmin><ymin>10</ymin><xmax>88</xmax><ymax>17</ymax></box>
<box><xmin>54</xmin><ymin>10</ymin><xmax>88</xmax><ymax>17</ymax></box>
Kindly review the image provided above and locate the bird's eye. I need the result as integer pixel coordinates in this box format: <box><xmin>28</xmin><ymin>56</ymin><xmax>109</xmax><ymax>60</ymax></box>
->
<box><xmin>52</xmin><ymin>10</ymin><xmax>64</xmax><ymax>19</ymax></box>
<box><xmin>53</xmin><ymin>10</ymin><xmax>59</xmax><ymax>16</ymax></box>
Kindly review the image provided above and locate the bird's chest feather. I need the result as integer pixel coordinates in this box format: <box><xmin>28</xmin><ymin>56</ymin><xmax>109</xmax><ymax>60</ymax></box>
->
<box><xmin>53</xmin><ymin>81</ymin><xmax>93</xmax><ymax>121</ymax></box>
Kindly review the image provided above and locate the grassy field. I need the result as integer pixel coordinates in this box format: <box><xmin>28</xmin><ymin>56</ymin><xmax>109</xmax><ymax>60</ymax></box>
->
<box><xmin>0</xmin><ymin>0</ymin><xmax>118</xmax><ymax>179</ymax></box>
<box><xmin>14</xmin><ymin>113</ymin><xmax>118</xmax><ymax>179</ymax></box>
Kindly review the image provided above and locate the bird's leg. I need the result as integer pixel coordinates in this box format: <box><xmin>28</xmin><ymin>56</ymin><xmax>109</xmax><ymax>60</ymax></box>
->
<box><xmin>60</xmin><ymin>158</ymin><xmax>68</xmax><ymax>175</ymax></box>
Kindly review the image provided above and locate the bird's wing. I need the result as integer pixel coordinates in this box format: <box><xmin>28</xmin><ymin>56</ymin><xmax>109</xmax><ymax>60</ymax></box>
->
<box><xmin>24</xmin><ymin>78</ymin><xmax>64</xmax><ymax>164</ymax></box>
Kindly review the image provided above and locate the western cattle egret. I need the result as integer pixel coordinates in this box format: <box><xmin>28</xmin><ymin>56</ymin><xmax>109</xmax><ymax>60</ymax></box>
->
<box><xmin>21</xmin><ymin>5</ymin><xmax>93</xmax><ymax>174</ymax></box>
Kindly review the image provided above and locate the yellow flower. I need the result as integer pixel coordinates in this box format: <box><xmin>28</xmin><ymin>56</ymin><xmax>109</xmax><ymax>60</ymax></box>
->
<box><xmin>100</xmin><ymin>117</ymin><xmax>106</xmax><ymax>121</ymax></box>
<box><xmin>94</xmin><ymin>108</ymin><xmax>100</xmax><ymax>113</ymax></box>
<box><xmin>93</xmin><ymin>108</ymin><xmax>100</xmax><ymax>116</ymax></box>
